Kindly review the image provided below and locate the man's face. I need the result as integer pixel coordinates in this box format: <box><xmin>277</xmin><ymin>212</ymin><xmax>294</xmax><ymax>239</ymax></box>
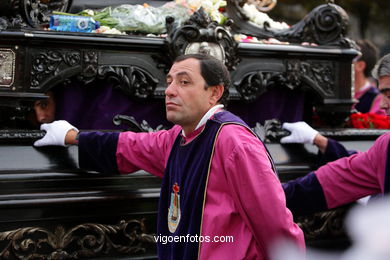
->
<box><xmin>378</xmin><ymin>76</ymin><xmax>390</xmax><ymax>116</ymax></box>
<box><xmin>34</xmin><ymin>92</ymin><xmax>56</xmax><ymax>123</ymax></box>
<box><xmin>165</xmin><ymin>58</ymin><xmax>221</xmax><ymax>133</ymax></box>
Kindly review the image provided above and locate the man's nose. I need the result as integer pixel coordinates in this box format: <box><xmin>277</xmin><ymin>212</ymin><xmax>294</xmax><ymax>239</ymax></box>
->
<box><xmin>36</xmin><ymin>112</ymin><xmax>47</xmax><ymax>123</ymax></box>
<box><xmin>380</xmin><ymin>95</ymin><xmax>390</xmax><ymax>110</ymax></box>
<box><xmin>165</xmin><ymin>82</ymin><xmax>177</xmax><ymax>97</ymax></box>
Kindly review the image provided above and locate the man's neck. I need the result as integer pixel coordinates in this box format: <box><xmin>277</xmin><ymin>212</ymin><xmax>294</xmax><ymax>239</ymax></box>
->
<box><xmin>181</xmin><ymin>104</ymin><xmax>224</xmax><ymax>137</ymax></box>
<box><xmin>355</xmin><ymin>73</ymin><xmax>368</xmax><ymax>93</ymax></box>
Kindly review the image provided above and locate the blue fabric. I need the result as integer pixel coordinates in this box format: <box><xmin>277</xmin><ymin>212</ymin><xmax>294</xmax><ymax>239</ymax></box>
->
<box><xmin>355</xmin><ymin>86</ymin><xmax>380</xmax><ymax>113</ymax></box>
<box><xmin>283</xmin><ymin>172</ymin><xmax>328</xmax><ymax>216</ymax></box>
<box><xmin>157</xmin><ymin>111</ymin><xmax>252</xmax><ymax>260</ymax></box>
<box><xmin>317</xmin><ymin>138</ymin><xmax>357</xmax><ymax>167</ymax></box>
<box><xmin>78</xmin><ymin>131</ymin><xmax>120</xmax><ymax>174</ymax></box>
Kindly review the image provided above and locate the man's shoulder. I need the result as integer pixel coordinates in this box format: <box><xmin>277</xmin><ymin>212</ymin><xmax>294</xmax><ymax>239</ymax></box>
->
<box><xmin>366</xmin><ymin>132</ymin><xmax>390</xmax><ymax>158</ymax></box>
<box><xmin>217</xmin><ymin>123</ymin><xmax>261</xmax><ymax>146</ymax></box>
<box><xmin>213</xmin><ymin>111</ymin><xmax>247</xmax><ymax>125</ymax></box>
<box><xmin>376</xmin><ymin>132</ymin><xmax>390</xmax><ymax>145</ymax></box>
<box><xmin>363</xmin><ymin>86</ymin><xmax>380</xmax><ymax>97</ymax></box>
<box><xmin>215</xmin><ymin>124</ymin><xmax>269</xmax><ymax>162</ymax></box>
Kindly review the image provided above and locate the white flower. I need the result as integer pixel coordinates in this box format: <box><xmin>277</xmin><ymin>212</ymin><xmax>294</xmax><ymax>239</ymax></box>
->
<box><xmin>85</xmin><ymin>9</ymin><xmax>95</xmax><ymax>16</ymax></box>
<box><xmin>210</xmin><ymin>10</ymin><xmax>223</xmax><ymax>23</ymax></box>
<box><xmin>243</xmin><ymin>3</ymin><xmax>289</xmax><ymax>30</ymax></box>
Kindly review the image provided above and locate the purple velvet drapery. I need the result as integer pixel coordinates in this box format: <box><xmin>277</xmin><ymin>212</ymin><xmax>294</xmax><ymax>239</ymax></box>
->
<box><xmin>54</xmin><ymin>79</ymin><xmax>304</xmax><ymax>130</ymax></box>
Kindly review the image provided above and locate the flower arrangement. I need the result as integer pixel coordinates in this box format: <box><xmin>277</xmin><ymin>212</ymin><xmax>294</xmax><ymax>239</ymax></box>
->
<box><xmin>175</xmin><ymin>0</ymin><xmax>227</xmax><ymax>24</ymax></box>
<box><xmin>242</xmin><ymin>3</ymin><xmax>288</xmax><ymax>30</ymax></box>
<box><xmin>349</xmin><ymin>112</ymin><xmax>390</xmax><ymax>129</ymax></box>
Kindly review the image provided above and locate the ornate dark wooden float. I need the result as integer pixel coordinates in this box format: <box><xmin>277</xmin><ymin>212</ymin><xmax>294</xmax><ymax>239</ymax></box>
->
<box><xmin>0</xmin><ymin>0</ymin><xmax>384</xmax><ymax>259</ymax></box>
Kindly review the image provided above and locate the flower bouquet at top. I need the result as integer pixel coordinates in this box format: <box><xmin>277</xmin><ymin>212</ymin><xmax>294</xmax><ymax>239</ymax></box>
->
<box><xmin>175</xmin><ymin>0</ymin><xmax>227</xmax><ymax>24</ymax></box>
<box><xmin>53</xmin><ymin>3</ymin><xmax>192</xmax><ymax>35</ymax></box>
<box><xmin>109</xmin><ymin>3</ymin><xmax>191</xmax><ymax>34</ymax></box>
<box><xmin>242</xmin><ymin>3</ymin><xmax>288</xmax><ymax>30</ymax></box>
<box><xmin>349</xmin><ymin>112</ymin><xmax>390</xmax><ymax>129</ymax></box>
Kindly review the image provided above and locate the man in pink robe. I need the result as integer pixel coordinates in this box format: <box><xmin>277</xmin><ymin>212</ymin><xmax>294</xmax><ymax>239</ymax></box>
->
<box><xmin>282</xmin><ymin>53</ymin><xmax>390</xmax><ymax>215</ymax></box>
<box><xmin>35</xmin><ymin>54</ymin><xmax>304</xmax><ymax>259</ymax></box>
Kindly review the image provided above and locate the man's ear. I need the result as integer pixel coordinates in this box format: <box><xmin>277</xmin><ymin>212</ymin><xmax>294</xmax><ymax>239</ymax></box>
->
<box><xmin>355</xmin><ymin>60</ymin><xmax>366</xmax><ymax>73</ymax></box>
<box><xmin>209</xmin><ymin>85</ymin><xmax>224</xmax><ymax>105</ymax></box>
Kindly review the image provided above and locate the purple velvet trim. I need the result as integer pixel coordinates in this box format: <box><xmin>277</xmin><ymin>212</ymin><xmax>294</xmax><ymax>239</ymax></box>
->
<box><xmin>53</xmin><ymin>80</ymin><xmax>304</xmax><ymax>130</ymax></box>
<box><xmin>228</xmin><ymin>88</ymin><xmax>305</xmax><ymax>127</ymax></box>
<box><xmin>54</xmin><ymin>79</ymin><xmax>171</xmax><ymax>130</ymax></box>
<box><xmin>282</xmin><ymin>172</ymin><xmax>327</xmax><ymax>216</ymax></box>
<box><xmin>317</xmin><ymin>138</ymin><xmax>357</xmax><ymax>167</ymax></box>
<box><xmin>78</xmin><ymin>131</ymin><xmax>120</xmax><ymax>174</ymax></box>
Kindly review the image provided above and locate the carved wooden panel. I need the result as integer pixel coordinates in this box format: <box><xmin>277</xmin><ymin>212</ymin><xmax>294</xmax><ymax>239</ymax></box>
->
<box><xmin>0</xmin><ymin>219</ymin><xmax>155</xmax><ymax>260</ymax></box>
<box><xmin>30</xmin><ymin>49</ymin><xmax>82</xmax><ymax>90</ymax></box>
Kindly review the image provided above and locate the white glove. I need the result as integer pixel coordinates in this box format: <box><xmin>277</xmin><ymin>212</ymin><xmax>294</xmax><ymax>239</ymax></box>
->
<box><xmin>34</xmin><ymin>120</ymin><xmax>78</xmax><ymax>147</ymax></box>
<box><xmin>280</xmin><ymin>121</ymin><xmax>318</xmax><ymax>144</ymax></box>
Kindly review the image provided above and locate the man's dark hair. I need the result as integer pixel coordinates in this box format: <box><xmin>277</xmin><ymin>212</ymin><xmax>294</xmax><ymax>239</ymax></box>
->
<box><xmin>357</xmin><ymin>39</ymin><xmax>379</xmax><ymax>78</ymax></box>
<box><xmin>174</xmin><ymin>54</ymin><xmax>231</xmax><ymax>106</ymax></box>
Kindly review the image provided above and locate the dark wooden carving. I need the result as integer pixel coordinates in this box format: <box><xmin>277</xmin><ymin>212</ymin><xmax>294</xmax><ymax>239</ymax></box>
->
<box><xmin>0</xmin><ymin>0</ymin><xmax>70</xmax><ymax>29</ymax></box>
<box><xmin>0</xmin><ymin>129</ymin><xmax>44</xmax><ymax>140</ymax></box>
<box><xmin>97</xmin><ymin>65</ymin><xmax>159</xmax><ymax>99</ymax></box>
<box><xmin>0</xmin><ymin>219</ymin><xmax>155</xmax><ymax>260</ymax></box>
<box><xmin>227</xmin><ymin>1</ymin><xmax>355</xmax><ymax>48</ymax></box>
<box><xmin>30</xmin><ymin>49</ymin><xmax>81</xmax><ymax>90</ymax></box>
<box><xmin>284</xmin><ymin>59</ymin><xmax>335</xmax><ymax>96</ymax></box>
<box><xmin>166</xmin><ymin>7</ymin><xmax>240</xmax><ymax>70</ymax></box>
<box><xmin>0</xmin><ymin>16</ymin><xmax>26</xmax><ymax>31</ymax></box>
<box><xmin>296</xmin><ymin>208</ymin><xmax>349</xmax><ymax>241</ymax></box>
<box><xmin>234</xmin><ymin>71</ymin><xmax>279</xmax><ymax>102</ymax></box>
<box><xmin>232</xmin><ymin>59</ymin><xmax>336</xmax><ymax>102</ymax></box>
<box><xmin>30</xmin><ymin>49</ymin><xmax>159</xmax><ymax>99</ymax></box>
<box><xmin>79</xmin><ymin>51</ymin><xmax>98</xmax><ymax>84</ymax></box>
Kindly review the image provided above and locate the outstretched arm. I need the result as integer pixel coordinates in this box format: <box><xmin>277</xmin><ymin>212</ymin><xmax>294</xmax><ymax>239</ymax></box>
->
<box><xmin>281</xmin><ymin>121</ymin><xmax>328</xmax><ymax>153</ymax></box>
<box><xmin>34</xmin><ymin>120</ymin><xmax>79</xmax><ymax>147</ymax></box>
<box><xmin>282</xmin><ymin>172</ymin><xmax>328</xmax><ymax>216</ymax></box>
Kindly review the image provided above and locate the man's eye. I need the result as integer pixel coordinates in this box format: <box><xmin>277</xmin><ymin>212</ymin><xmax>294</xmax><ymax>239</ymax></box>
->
<box><xmin>40</xmin><ymin>101</ymin><xmax>48</xmax><ymax>109</ymax></box>
<box><xmin>180</xmin><ymin>80</ymin><xmax>189</xmax><ymax>85</ymax></box>
<box><xmin>380</xmin><ymin>88</ymin><xmax>390</xmax><ymax>96</ymax></box>
<box><xmin>35</xmin><ymin>100</ymin><xmax>48</xmax><ymax>109</ymax></box>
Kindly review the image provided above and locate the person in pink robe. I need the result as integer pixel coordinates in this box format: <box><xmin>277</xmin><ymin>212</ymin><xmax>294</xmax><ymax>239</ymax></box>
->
<box><xmin>282</xmin><ymin>53</ymin><xmax>390</xmax><ymax>215</ymax></box>
<box><xmin>34</xmin><ymin>54</ymin><xmax>304</xmax><ymax>259</ymax></box>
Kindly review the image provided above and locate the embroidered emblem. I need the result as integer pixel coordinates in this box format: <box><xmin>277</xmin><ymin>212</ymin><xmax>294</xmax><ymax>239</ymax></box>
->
<box><xmin>168</xmin><ymin>182</ymin><xmax>181</xmax><ymax>233</ymax></box>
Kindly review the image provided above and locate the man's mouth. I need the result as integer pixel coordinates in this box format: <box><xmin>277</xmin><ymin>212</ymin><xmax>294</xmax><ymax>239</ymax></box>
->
<box><xmin>166</xmin><ymin>102</ymin><xmax>179</xmax><ymax>107</ymax></box>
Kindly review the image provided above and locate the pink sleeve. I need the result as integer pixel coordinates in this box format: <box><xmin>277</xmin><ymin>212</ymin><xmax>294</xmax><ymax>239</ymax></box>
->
<box><xmin>369</xmin><ymin>94</ymin><xmax>386</xmax><ymax>115</ymax></box>
<box><xmin>219</xmin><ymin>125</ymin><xmax>305</xmax><ymax>250</ymax></box>
<box><xmin>116</xmin><ymin>126</ymin><xmax>181</xmax><ymax>177</ymax></box>
<box><xmin>316</xmin><ymin>133</ymin><xmax>390</xmax><ymax>208</ymax></box>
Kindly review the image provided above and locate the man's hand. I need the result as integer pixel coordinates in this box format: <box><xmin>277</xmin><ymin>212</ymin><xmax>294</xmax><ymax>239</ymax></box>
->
<box><xmin>34</xmin><ymin>120</ymin><xmax>79</xmax><ymax>147</ymax></box>
<box><xmin>280</xmin><ymin>122</ymin><xmax>319</xmax><ymax>144</ymax></box>
<box><xmin>281</xmin><ymin>121</ymin><xmax>328</xmax><ymax>153</ymax></box>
